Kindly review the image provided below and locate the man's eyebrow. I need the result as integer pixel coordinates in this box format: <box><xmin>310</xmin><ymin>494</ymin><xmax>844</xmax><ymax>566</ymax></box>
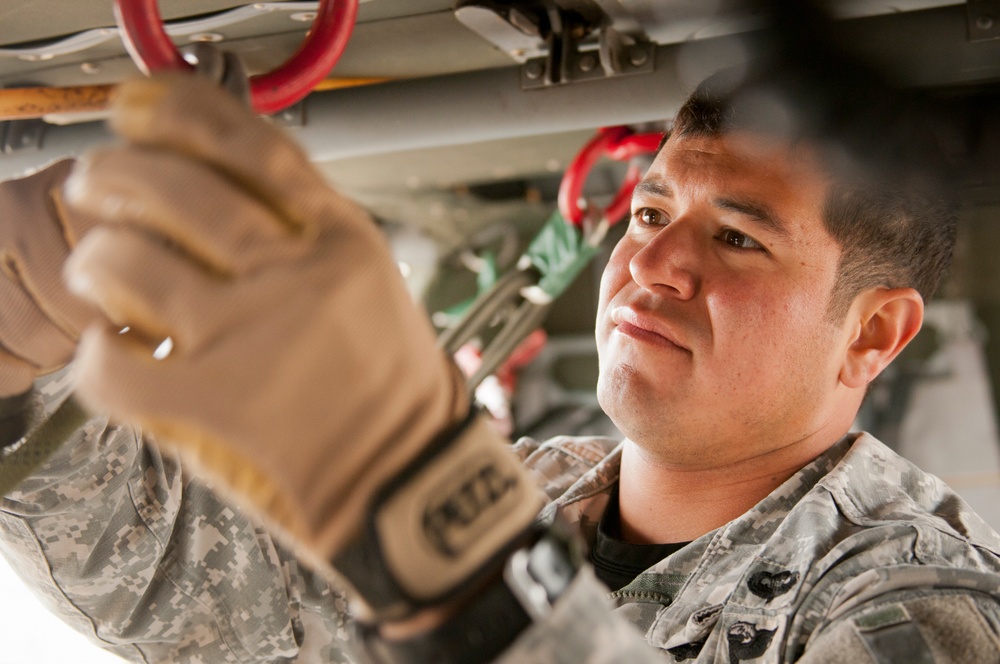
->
<box><xmin>633</xmin><ymin>179</ymin><xmax>673</xmax><ymax>200</ymax></box>
<box><xmin>714</xmin><ymin>198</ymin><xmax>791</xmax><ymax>239</ymax></box>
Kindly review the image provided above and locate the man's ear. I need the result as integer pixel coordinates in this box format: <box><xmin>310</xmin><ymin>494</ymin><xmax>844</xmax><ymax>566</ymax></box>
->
<box><xmin>839</xmin><ymin>288</ymin><xmax>924</xmax><ymax>389</ymax></box>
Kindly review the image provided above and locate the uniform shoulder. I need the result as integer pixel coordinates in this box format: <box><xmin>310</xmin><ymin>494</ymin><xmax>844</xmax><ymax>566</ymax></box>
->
<box><xmin>513</xmin><ymin>435</ymin><xmax>622</xmax><ymax>502</ymax></box>
<box><xmin>819</xmin><ymin>432</ymin><xmax>1000</xmax><ymax>552</ymax></box>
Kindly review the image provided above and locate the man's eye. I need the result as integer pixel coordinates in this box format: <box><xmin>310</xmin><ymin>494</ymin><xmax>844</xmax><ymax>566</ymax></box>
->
<box><xmin>633</xmin><ymin>208</ymin><xmax>664</xmax><ymax>226</ymax></box>
<box><xmin>719</xmin><ymin>228</ymin><xmax>763</xmax><ymax>251</ymax></box>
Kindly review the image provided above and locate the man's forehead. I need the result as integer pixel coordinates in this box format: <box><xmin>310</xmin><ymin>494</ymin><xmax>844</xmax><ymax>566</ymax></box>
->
<box><xmin>662</xmin><ymin>130</ymin><xmax>818</xmax><ymax>165</ymax></box>
<box><xmin>645</xmin><ymin>131</ymin><xmax>830</xmax><ymax>194</ymax></box>
<box><xmin>636</xmin><ymin>131</ymin><xmax>832</xmax><ymax>240</ymax></box>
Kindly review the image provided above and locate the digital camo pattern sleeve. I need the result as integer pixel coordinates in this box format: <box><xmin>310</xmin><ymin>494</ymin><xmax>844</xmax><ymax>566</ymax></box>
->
<box><xmin>796</xmin><ymin>568</ymin><xmax>1000</xmax><ymax>663</ymax></box>
<box><xmin>0</xmin><ymin>368</ymin><xmax>357</xmax><ymax>663</ymax></box>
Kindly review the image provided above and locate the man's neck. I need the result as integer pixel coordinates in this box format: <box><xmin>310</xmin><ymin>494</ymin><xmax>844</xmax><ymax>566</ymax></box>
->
<box><xmin>616</xmin><ymin>434</ymin><xmax>843</xmax><ymax>545</ymax></box>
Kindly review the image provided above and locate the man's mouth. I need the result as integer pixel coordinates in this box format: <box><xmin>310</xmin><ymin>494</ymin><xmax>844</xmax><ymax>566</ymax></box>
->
<box><xmin>611</xmin><ymin>307</ymin><xmax>690</xmax><ymax>352</ymax></box>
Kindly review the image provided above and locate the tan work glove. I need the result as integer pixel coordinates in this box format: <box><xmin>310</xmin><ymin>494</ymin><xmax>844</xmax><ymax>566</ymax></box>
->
<box><xmin>0</xmin><ymin>160</ymin><xmax>98</xmax><ymax>397</ymax></box>
<box><xmin>64</xmin><ymin>76</ymin><xmax>540</xmax><ymax>619</ymax></box>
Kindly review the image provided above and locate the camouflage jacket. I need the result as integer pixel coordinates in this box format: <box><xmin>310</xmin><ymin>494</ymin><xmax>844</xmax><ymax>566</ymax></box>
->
<box><xmin>2</xmin><ymin>373</ymin><xmax>1000</xmax><ymax>663</ymax></box>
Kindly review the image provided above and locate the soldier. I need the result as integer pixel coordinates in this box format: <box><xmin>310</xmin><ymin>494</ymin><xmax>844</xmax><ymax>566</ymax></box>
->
<box><xmin>1</xmin><ymin>68</ymin><xmax>999</xmax><ymax>663</ymax></box>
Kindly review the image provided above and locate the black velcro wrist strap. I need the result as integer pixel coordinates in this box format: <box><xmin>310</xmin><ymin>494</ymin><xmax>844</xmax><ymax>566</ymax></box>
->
<box><xmin>332</xmin><ymin>409</ymin><xmax>542</xmax><ymax>621</ymax></box>
<box><xmin>356</xmin><ymin>571</ymin><xmax>533</xmax><ymax>664</ymax></box>
<box><xmin>355</xmin><ymin>512</ymin><xmax>584</xmax><ymax>664</ymax></box>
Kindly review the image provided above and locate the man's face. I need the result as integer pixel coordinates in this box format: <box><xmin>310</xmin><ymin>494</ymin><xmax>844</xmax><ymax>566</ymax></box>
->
<box><xmin>596</xmin><ymin>131</ymin><xmax>855</xmax><ymax>467</ymax></box>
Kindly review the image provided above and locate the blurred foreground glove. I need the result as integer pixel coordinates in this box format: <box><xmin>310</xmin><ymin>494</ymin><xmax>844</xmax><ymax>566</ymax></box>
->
<box><xmin>64</xmin><ymin>75</ymin><xmax>542</xmax><ymax>622</ymax></box>
<box><xmin>0</xmin><ymin>160</ymin><xmax>98</xmax><ymax>398</ymax></box>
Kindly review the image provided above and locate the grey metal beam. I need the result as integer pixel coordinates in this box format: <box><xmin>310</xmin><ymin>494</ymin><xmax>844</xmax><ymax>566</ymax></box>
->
<box><xmin>293</xmin><ymin>41</ymin><xmax>714</xmax><ymax>163</ymax></box>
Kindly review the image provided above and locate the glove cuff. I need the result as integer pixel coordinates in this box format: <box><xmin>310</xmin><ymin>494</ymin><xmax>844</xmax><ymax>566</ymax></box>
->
<box><xmin>331</xmin><ymin>409</ymin><xmax>542</xmax><ymax>621</ymax></box>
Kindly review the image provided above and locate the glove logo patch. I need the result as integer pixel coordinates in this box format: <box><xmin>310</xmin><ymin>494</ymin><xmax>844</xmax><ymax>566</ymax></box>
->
<box><xmin>422</xmin><ymin>461</ymin><xmax>520</xmax><ymax>556</ymax></box>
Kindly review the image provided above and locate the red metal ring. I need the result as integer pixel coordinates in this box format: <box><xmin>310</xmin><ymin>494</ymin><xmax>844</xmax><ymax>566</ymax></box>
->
<box><xmin>558</xmin><ymin>126</ymin><xmax>663</xmax><ymax>227</ymax></box>
<box><xmin>114</xmin><ymin>0</ymin><xmax>358</xmax><ymax>115</ymax></box>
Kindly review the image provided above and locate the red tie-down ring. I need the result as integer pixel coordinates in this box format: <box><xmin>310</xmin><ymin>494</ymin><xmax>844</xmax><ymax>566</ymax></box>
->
<box><xmin>558</xmin><ymin>126</ymin><xmax>664</xmax><ymax>228</ymax></box>
<box><xmin>114</xmin><ymin>0</ymin><xmax>358</xmax><ymax>115</ymax></box>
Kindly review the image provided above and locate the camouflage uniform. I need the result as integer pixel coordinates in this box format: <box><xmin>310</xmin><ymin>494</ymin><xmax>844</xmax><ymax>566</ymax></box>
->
<box><xmin>2</xmin><ymin>371</ymin><xmax>1000</xmax><ymax>663</ymax></box>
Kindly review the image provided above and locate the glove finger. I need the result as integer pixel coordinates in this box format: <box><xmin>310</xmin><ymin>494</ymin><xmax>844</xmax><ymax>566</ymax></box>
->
<box><xmin>14</xmin><ymin>239</ymin><xmax>103</xmax><ymax>342</ymax></box>
<box><xmin>0</xmin><ymin>274</ymin><xmax>76</xmax><ymax>371</ymax></box>
<box><xmin>65</xmin><ymin>226</ymin><xmax>222</xmax><ymax>352</ymax></box>
<box><xmin>0</xmin><ymin>160</ymin><xmax>99</xmax><ymax>338</ymax></box>
<box><xmin>65</xmin><ymin>147</ymin><xmax>303</xmax><ymax>275</ymax></box>
<box><xmin>109</xmin><ymin>75</ymin><xmax>330</xmax><ymax>233</ymax></box>
<box><xmin>5</xmin><ymin>235</ymin><xmax>96</xmax><ymax>341</ymax></box>
<box><xmin>51</xmin><ymin>178</ymin><xmax>107</xmax><ymax>242</ymax></box>
<box><xmin>0</xmin><ymin>350</ymin><xmax>37</xmax><ymax>399</ymax></box>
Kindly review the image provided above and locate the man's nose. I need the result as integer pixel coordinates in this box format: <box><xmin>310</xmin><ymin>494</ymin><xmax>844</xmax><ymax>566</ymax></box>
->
<box><xmin>627</xmin><ymin>221</ymin><xmax>699</xmax><ymax>300</ymax></box>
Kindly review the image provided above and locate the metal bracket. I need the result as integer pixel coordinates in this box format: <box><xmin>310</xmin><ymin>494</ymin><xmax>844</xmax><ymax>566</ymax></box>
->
<box><xmin>454</xmin><ymin>1</ymin><xmax>654</xmax><ymax>89</ymax></box>
<box><xmin>968</xmin><ymin>0</ymin><xmax>1000</xmax><ymax>41</ymax></box>
<box><xmin>520</xmin><ymin>24</ymin><xmax>654</xmax><ymax>90</ymax></box>
<box><xmin>1</xmin><ymin>118</ymin><xmax>46</xmax><ymax>153</ymax></box>
<box><xmin>454</xmin><ymin>3</ymin><xmax>548</xmax><ymax>63</ymax></box>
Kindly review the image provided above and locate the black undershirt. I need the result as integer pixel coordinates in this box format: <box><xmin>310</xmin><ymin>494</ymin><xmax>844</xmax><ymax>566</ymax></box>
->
<box><xmin>589</xmin><ymin>483</ymin><xmax>690</xmax><ymax>592</ymax></box>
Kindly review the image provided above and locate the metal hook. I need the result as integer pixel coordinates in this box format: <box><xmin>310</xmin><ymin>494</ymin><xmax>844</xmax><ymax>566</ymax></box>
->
<box><xmin>557</xmin><ymin>126</ymin><xmax>663</xmax><ymax>228</ymax></box>
<box><xmin>113</xmin><ymin>0</ymin><xmax>358</xmax><ymax>114</ymax></box>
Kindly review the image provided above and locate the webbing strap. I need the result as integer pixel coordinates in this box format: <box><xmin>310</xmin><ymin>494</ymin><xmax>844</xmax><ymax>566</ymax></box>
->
<box><xmin>0</xmin><ymin>396</ymin><xmax>89</xmax><ymax>496</ymax></box>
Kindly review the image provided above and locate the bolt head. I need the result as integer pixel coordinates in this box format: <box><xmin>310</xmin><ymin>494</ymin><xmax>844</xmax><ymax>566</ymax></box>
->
<box><xmin>976</xmin><ymin>14</ymin><xmax>995</xmax><ymax>30</ymax></box>
<box><xmin>525</xmin><ymin>60</ymin><xmax>545</xmax><ymax>80</ymax></box>
<box><xmin>629</xmin><ymin>46</ymin><xmax>649</xmax><ymax>67</ymax></box>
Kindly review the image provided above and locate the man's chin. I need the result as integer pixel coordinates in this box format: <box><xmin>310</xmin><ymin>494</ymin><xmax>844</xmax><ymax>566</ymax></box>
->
<box><xmin>598</xmin><ymin>364</ymin><xmax>672</xmax><ymax>439</ymax></box>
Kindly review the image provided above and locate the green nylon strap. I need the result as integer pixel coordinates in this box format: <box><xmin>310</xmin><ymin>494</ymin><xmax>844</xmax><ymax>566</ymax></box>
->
<box><xmin>523</xmin><ymin>211</ymin><xmax>601</xmax><ymax>300</ymax></box>
<box><xmin>0</xmin><ymin>396</ymin><xmax>89</xmax><ymax>497</ymax></box>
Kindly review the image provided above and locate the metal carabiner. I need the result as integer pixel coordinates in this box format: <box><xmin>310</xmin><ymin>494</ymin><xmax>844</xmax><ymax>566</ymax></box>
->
<box><xmin>113</xmin><ymin>0</ymin><xmax>358</xmax><ymax>114</ymax></box>
<box><xmin>557</xmin><ymin>126</ymin><xmax>663</xmax><ymax>229</ymax></box>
